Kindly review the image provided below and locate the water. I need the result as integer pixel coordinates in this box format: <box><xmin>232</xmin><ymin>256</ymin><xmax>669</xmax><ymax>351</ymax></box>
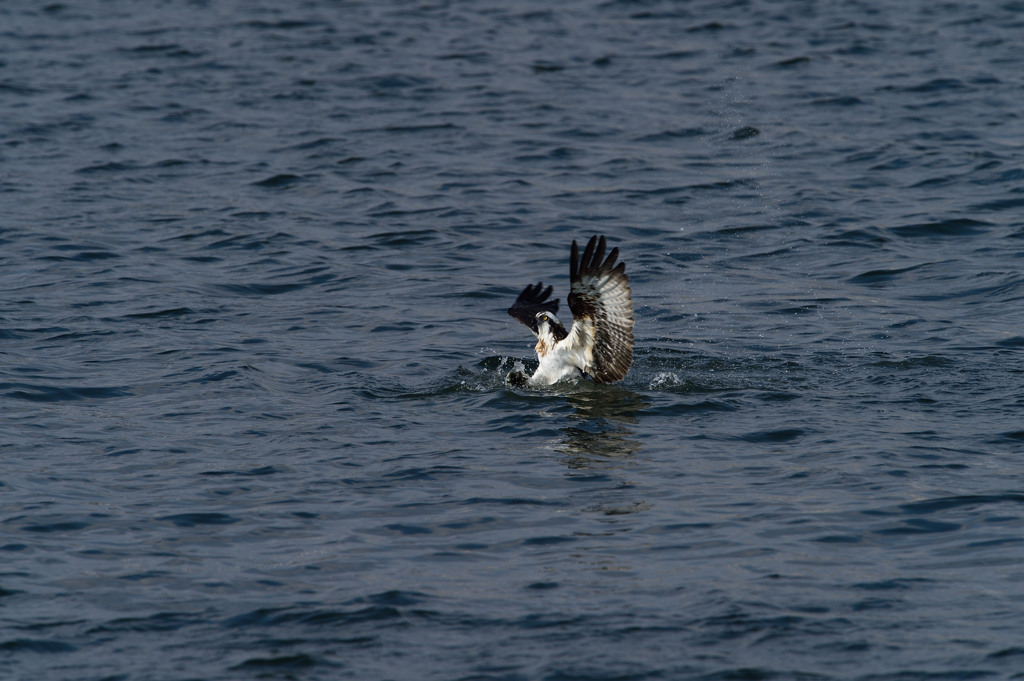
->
<box><xmin>2</xmin><ymin>1</ymin><xmax>1024</xmax><ymax>678</ymax></box>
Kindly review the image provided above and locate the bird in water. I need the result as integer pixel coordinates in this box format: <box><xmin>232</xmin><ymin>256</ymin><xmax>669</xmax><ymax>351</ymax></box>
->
<box><xmin>506</xmin><ymin>235</ymin><xmax>634</xmax><ymax>387</ymax></box>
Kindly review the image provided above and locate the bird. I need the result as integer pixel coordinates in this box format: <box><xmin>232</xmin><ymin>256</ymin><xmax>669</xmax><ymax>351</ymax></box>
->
<box><xmin>506</xmin><ymin>235</ymin><xmax>634</xmax><ymax>386</ymax></box>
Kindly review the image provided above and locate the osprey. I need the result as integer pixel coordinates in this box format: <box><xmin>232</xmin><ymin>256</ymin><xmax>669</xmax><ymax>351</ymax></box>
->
<box><xmin>506</xmin><ymin>235</ymin><xmax>634</xmax><ymax>386</ymax></box>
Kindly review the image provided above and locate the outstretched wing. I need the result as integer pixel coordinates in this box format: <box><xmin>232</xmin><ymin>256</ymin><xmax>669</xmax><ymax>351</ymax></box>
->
<box><xmin>566</xmin><ymin>236</ymin><xmax>634</xmax><ymax>383</ymax></box>
<box><xmin>508</xmin><ymin>282</ymin><xmax>559</xmax><ymax>331</ymax></box>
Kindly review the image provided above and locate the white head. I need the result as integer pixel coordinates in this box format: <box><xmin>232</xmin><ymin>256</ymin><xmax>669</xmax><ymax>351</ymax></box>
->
<box><xmin>534</xmin><ymin>311</ymin><xmax>567</xmax><ymax>342</ymax></box>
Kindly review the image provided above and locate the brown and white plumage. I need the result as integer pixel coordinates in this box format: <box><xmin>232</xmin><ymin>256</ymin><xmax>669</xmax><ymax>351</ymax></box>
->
<box><xmin>507</xmin><ymin>235</ymin><xmax>634</xmax><ymax>386</ymax></box>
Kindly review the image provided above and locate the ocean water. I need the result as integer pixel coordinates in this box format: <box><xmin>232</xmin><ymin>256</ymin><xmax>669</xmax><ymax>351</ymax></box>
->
<box><xmin>3</xmin><ymin>1</ymin><xmax>1024</xmax><ymax>679</ymax></box>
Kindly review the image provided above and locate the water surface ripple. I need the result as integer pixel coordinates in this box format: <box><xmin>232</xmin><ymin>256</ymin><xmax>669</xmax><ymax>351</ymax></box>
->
<box><xmin>2</xmin><ymin>1</ymin><xmax>1024</xmax><ymax>679</ymax></box>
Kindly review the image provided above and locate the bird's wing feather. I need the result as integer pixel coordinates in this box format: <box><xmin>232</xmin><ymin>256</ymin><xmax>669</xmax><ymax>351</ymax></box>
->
<box><xmin>507</xmin><ymin>282</ymin><xmax>559</xmax><ymax>330</ymax></box>
<box><xmin>565</xmin><ymin>236</ymin><xmax>634</xmax><ymax>383</ymax></box>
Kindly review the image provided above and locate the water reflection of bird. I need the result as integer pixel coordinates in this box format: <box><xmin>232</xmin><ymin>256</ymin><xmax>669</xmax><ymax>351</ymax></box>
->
<box><xmin>558</xmin><ymin>385</ymin><xmax>648</xmax><ymax>468</ymax></box>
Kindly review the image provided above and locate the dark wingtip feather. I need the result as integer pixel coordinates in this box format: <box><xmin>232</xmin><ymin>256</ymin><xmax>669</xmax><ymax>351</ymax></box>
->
<box><xmin>602</xmin><ymin>247</ymin><xmax>619</xmax><ymax>273</ymax></box>
<box><xmin>508</xmin><ymin>280</ymin><xmax>559</xmax><ymax>329</ymax></box>
<box><xmin>513</xmin><ymin>282</ymin><xmax>553</xmax><ymax>306</ymax></box>
<box><xmin>573</xmin><ymin>235</ymin><xmax>625</xmax><ymax>280</ymax></box>
<box><xmin>581</xmin><ymin>236</ymin><xmax>597</xmax><ymax>273</ymax></box>
<box><xmin>593</xmin><ymin>236</ymin><xmax>606</xmax><ymax>270</ymax></box>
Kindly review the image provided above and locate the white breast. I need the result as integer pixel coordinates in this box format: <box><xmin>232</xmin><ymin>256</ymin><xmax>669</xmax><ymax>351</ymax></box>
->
<box><xmin>531</xmin><ymin>346</ymin><xmax>582</xmax><ymax>384</ymax></box>
<box><xmin>529</xmin><ymin>324</ymin><xmax>590</xmax><ymax>385</ymax></box>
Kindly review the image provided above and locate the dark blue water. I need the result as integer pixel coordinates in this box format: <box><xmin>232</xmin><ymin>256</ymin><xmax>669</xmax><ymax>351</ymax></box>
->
<box><xmin>3</xmin><ymin>1</ymin><xmax>1024</xmax><ymax>679</ymax></box>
